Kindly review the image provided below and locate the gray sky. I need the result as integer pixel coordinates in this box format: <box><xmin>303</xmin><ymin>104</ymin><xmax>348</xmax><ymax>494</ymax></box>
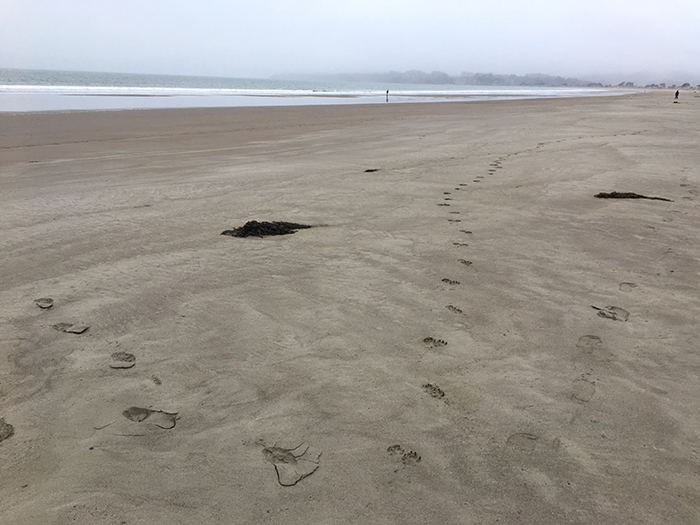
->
<box><xmin>2</xmin><ymin>0</ymin><xmax>699</xmax><ymax>82</ymax></box>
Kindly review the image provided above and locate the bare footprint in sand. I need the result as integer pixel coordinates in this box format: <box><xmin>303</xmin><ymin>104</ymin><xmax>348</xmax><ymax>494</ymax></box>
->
<box><xmin>262</xmin><ymin>443</ymin><xmax>321</xmax><ymax>486</ymax></box>
<box><xmin>592</xmin><ymin>305</ymin><xmax>629</xmax><ymax>321</ymax></box>
<box><xmin>458</xmin><ymin>259</ymin><xmax>473</xmax><ymax>266</ymax></box>
<box><xmin>424</xmin><ymin>337</ymin><xmax>447</xmax><ymax>348</ymax></box>
<box><xmin>110</xmin><ymin>352</ymin><xmax>136</xmax><ymax>369</ymax></box>
<box><xmin>422</xmin><ymin>383</ymin><xmax>446</xmax><ymax>399</ymax></box>
<box><xmin>52</xmin><ymin>323</ymin><xmax>89</xmax><ymax>334</ymax></box>
<box><xmin>575</xmin><ymin>335</ymin><xmax>613</xmax><ymax>363</ymax></box>
<box><xmin>34</xmin><ymin>298</ymin><xmax>54</xmax><ymax>309</ymax></box>
<box><xmin>507</xmin><ymin>433</ymin><xmax>539</xmax><ymax>452</ymax></box>
<box><xmin>576</xmin><ymin>335</ymin><xmax>602</xmax><ymax>352</ymax></box>
<box><xmin>122</xmin><ymin>407</ymin><xmax>178</xmax><ymax>429</ymax></box>
<box><xmin>446</xmin><ymin>305</ymin><xmax>463</xmax><ymax>314</ymax></box>
<box><xmin>0</xmin><ymin>418</ymin><xmax>14</xmax><ymax>443</ymax></box>
<box><xmin>572</xmin><ymin>377</ymin><xmax>596</xmax><ymax>402</ymax></box>
<box><xmin>442</xmin><ymin>278</ymin><xmax>460</xmax><ymax>285</ymax></box>
<box><xmin>387</xmin><ymin>445</ymin><xmax>421</xmax><ymax>471</ymax></box>
<box><xmin>619</xmin><ymin>282</ymin><xmax>638</xmax><ymax>292</ymax></box>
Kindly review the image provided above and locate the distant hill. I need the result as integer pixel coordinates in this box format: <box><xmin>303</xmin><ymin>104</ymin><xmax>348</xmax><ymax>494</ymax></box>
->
<box><xmin>273</xmin><ymin>70</ymin><xmax>604</xmax><ymax>88</ymax></box>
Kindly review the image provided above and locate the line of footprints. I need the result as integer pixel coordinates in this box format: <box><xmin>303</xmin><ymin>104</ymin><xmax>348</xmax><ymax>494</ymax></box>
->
<box><xmin>19</xmin><ymin>296</ymin><xmax>327</xmax><ymax>487</ymax></box>
<box><xmin>427</xmin><ymin>155</ymin><xmax>636</xmax><ymax>452</ymax></box>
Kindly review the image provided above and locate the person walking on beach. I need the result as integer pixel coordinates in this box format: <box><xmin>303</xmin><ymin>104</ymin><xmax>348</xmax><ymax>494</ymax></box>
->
<box><xmin>675</xmin><ymin>89</ymin><xmax>679</xmax><ymax>100</ymax></box>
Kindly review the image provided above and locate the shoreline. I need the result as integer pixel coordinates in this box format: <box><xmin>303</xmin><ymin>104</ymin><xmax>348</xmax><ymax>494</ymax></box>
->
<box><xmin>1</xmin><ymin>90</ymin><xmax>699</xmax><ymax>524</ymax></box>
<box><xmin>0</xmin><ymin>86</ymin><xmax>631</xmax><ymax>114</ymax></box>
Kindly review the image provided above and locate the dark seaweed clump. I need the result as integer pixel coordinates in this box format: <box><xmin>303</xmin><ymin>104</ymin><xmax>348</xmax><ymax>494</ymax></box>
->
<box><xmin>595</xmin><ymin>192</ymin><xmax>672</xmax><ymax>202</ymax></box>
<box><xmin>221</xmin><ymin>221</ymin><xmax>312</xmax><ymax>238</ymax></box>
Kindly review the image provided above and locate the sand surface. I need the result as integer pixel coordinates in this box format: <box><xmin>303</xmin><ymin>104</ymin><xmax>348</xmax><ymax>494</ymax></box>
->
<box><xmin>1</xmin><ymin>92</ymin><xmax>699</xmax><ymax>524</ymax></box>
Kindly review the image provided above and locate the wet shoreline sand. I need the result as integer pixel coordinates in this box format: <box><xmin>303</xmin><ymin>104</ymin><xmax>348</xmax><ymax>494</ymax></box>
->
<box><xmin>1</xmin><ymin>92</ymin><xmax>699</xmax><ymax>523</ymax></box>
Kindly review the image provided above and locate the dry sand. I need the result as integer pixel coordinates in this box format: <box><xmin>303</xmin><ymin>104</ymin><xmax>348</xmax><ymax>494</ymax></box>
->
<box><xmin>1</xmin><ymin>92</ymin><xmax>699</xmax><ymax>524</ymax></box>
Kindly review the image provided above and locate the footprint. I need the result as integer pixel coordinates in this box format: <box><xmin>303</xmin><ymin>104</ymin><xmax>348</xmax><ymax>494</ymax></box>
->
<box><xmin>506</xmin><ymin>433</ymin><xmax>539</xmax><ymax>452</ymax></box>
<box><xmin>458</xmin><ymin>259</ymin><xmax>473</xmax><ymax>266</ymax></box>
<box><xmin>448</xmin><ymin>219</ymin><xmax>461</xmax><ymax>222</ymax></box>
<box><xmin>52</xmin><ymin>323</ymin><xmax>89</xmax><ymax>334</ymax></box>
<box><xmin>592</xmin><ymin>305</ymin><xmax>629</xmax><ymax>321</ymax></box>
<box><xmin>446</xmin><ymin>305</ymin><xmax>463</xmax><ymax>314</ymax></box>
<box><xmin>448</xmin><ymin>211</ymin><xmax>460</xmax><ymax>214</ymax></box>
<box><xmin>110</xmin><ymin>352</ymin><xmax>136</xmax><ymax>369</ymax></box>
<box><xmin>364</xmin><ymin>168</ymin><xmax>380</xmax><ymax>173</ymax></box>
<box><xmin>444</xmin><ymin>198</ymin><xmax>452</xmax><ymax>201</ymax></box>
<box><xmin>423</xmin><ymin>337</ymin><xmax>447</xmax><ymax>348</ymax></box>
<box><xmin>576</xmin><ymin>335</ymin><xmax>602</xmax><ymax>353</ymax></box>
<box><xmin>442</xmin><ymin>278</ymin><xmax>460</xmax><ymax>285</ymax></box>
<box><xmin>575</xmin><ymin>335</ymin><xmax>613</xmax><ymax>362</ymax></box>
<box><xmin>422</xmin><ymin>383</ymin><xmax>446</xmax><ymax>398</ymax></box>
<box><xmin>453</xmin><ymin>242</ymin><xmax>468</xmax><ymax>247</ymax></box>
<box><xmin>437</xmin><ymin>203</ymin><xmax>451</xmax><ymax>206</ymax></box>
<box><xmin>619</xmin><ymin>282</ymin><xmax>638</xmax><ymax>292</ymax></box>
<box><xmin>459</xmin><ymin>230</ymin><xmax>473</xmax><ymax>235</ymax></box>
<box><xmin>34</xmin><ymin>298</ymin><xmax>54</xmax><ymax>309</ymax></box>
<box><xmin>443</xmin><ymin>192</ymin><xmax>452</xmax><ymax>195</ymax></box>
<box><xmin>387</xmin><ymin>444</ymin><xmax>421</xmax><ymax>469</ymax></box>
<box><xmin>572</xmin><ymin>378</ymin><xmax>596</xmax><ymax>402</ymax></box>
<box><xmin>122</xmin><ymin>407</ymin><xmax>178</xmax><ymax>429</ymax></box>
<box><xmin>0</xmin><ymin>418</ymin><xmax>14</xmax><ymax>443</ymax></box>
<box><xmin>262</xmin><ymin>443</ymin><xmax>321</xmax><ymax>486</ymax></box>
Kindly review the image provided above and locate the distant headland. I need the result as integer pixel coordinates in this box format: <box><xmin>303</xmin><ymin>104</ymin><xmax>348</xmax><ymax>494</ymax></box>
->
<box><xmin>274</xmin><ymin>70</ymin><xmax>700</xmax><ymax>89</ymax></box>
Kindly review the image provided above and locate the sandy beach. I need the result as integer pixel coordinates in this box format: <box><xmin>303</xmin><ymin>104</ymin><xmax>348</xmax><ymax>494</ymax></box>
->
<box><xmin>1</xmin><ymin>92</ymin><xmax>699</xmax><ymax>524</ymax></box>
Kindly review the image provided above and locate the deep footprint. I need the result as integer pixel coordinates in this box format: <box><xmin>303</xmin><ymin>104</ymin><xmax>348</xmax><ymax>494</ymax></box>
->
<box><xmin>52</xmin><ymin>323</ymin><xmax>89</xmax><ymax>334</ymax></box>
<box><xmin>446</xmin><ymin>305</ymin><xmax>463</xmax><ymax>313</ymax></box>
<box><xmin>0</xmin><ymin>418</ymin><xmax>14</xmax><ymax>443</ymax></box>
<box><xmin>34</xmin><ymin>298</ymin><xmax>54</xmax><ymax>309</ymax></box>
<box><xmin>263</xmin><ymin>443</ymin><xmax>321</xmax><ymax>486</ymax></box>
<box><xmin>592</xmin><ymin>305</ymin><xmax>629</xmax><ymax>321</ymax></box>
<box><xmin>110</xmin><ymin>352</ymin><xmax>136</xmax><ymax>369</ymax></box>
<box><xmin>442</xmin><ymin>278</ymin><xmax>460</xmax><ymax>285</ymax></box>
<box><xmin>122</xmin><ymin>407</ymin><xmax>178</xmax><ymax>429</ymax></box>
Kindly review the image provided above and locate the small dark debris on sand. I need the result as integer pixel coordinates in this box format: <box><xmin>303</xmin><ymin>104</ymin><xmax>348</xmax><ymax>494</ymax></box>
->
<box><xmin>364</xmin><ymin>168</ymin><xmax>380</xmax><ymax>172</ymax></box>
<box><xmin>221</xmin><ymin>221</ymin><xmax>312</xmax><ymax>238</ymax></box>
<box><xmin>595</xmin><ymin>192</ymin><xmax>672</xmax><ymax>202</ymax></box>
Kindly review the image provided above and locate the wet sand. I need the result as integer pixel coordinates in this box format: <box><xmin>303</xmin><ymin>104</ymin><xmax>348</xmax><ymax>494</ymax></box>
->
<box><xmin>1</xmin><ymin>92</ymin><xmax>699</xmax><ymax>524</ymax></box>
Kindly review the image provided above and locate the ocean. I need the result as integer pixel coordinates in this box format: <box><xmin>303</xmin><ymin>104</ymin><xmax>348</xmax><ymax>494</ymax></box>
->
<box><xmin>0</xmin><ymin>69</ymin><xmax>616</xmax><ymax>113</ymax></box>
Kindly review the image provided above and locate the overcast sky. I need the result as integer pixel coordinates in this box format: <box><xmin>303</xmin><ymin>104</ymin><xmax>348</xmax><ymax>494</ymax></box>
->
<box><xmin>2</xmin><ymin>0</ymin><xmax>699</xmax><ymax>82</ymax></box>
